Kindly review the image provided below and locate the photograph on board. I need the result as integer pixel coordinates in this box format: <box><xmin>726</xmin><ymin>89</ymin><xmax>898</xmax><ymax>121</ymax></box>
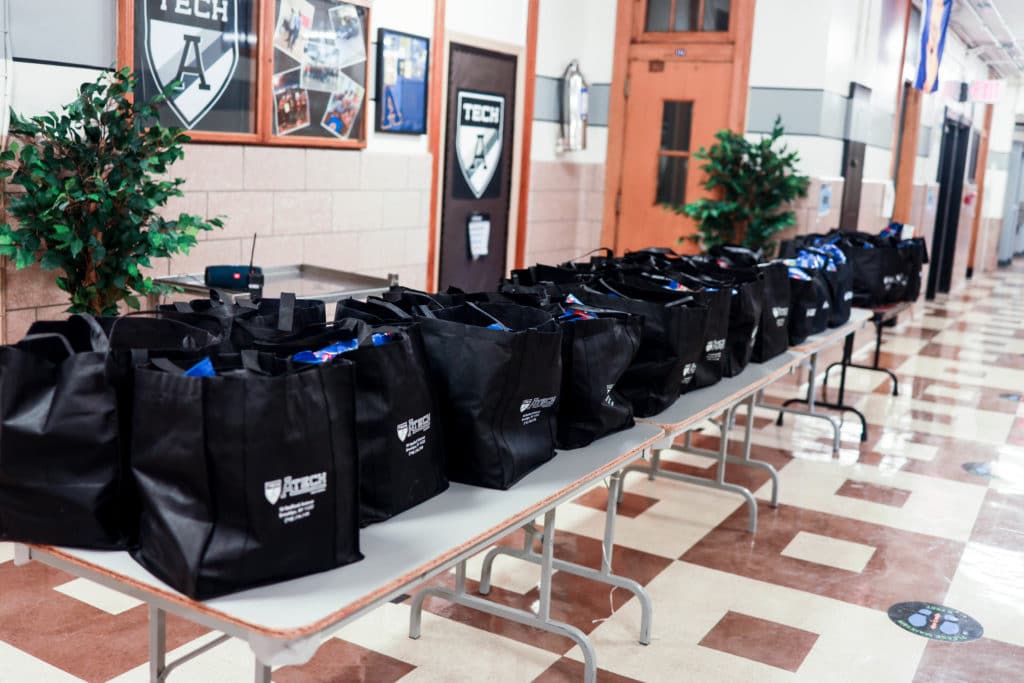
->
<box><xmin>274</xmin><ymin>0</ymin><xmax>315</xmax><ymax>62</ymax></box>
<box><xmin>329</xmin><ymin>3</ymin><xmax>367</xmax><ymax>68</ymax></box>
<box><xmin>301</xmin><ymin>38</ymin><xmax>343</xmax><ymax>92</ymax></box>
<box><xmin>321</xmin><ymin>72</ymin><xmax>365</xmax><ymax>139</ymax></box>
<box><xmin>273</xmin><ymin>68</ymin><xmax>311</xmax><ymax>135</ymax></box>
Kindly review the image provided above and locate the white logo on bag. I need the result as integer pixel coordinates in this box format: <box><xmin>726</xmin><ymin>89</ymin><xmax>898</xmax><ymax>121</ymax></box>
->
<box><xmin>520</xmin><ymin>396</ymin><xmax>557</xmax><ymax>412</ymax></box>
<box><xmin>520</xmin><ymin>395</ymin><xmax>557</xmax><ymax>425</ymax></box>
<box><xmin>844</xmin><ymin>291</ymin><xmax>853</xmax><ymax>301</ymax></box>
<box><xmin>772</xmin><ymin>306</ymin><xmax>789</xmax><ymax>322</ymax></box>
<box><xmin>883</xmin><ymin>274</ymin><xmax>908</xmax><ymax>290</ymax></box>
<box><xmin>806</xmin><ymin>308</ymin><xmax>817</xmax><ymax>318</ymax></box>
<box><xmin>603</xmin><ymin>384</ymin><xmax>616</xmax><ymax>407</ymax></box>
<box><xmin>263</xmin><ymin>472</ymin><xmax>328</xmax><ymax>524</ymax></box>
<box><xmin>397</xmin><ymin>413</ymin><xmax>432</xmax><ymax>443</ymax></box>
<box><xmin>397</xmin><ymin>413</ymin><xmax>432</xmax><ymax>456</ymax></box>
<box><xmin>264</xmin><ymin>472</ymin><xmax>327</xmax><ymax>504</ymax></box>
<box><xmin>264</xmin><ymin>480</ymin><xmax>283</xmax><ymax>505</ymax></box>
<box><xmin>682</xmin><ymin>362</ymin><xmax>697</xmax><ymax>384</ymax></box>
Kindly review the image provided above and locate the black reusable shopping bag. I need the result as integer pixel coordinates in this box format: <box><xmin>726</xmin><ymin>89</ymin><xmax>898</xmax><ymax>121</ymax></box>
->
<box><xmin>415</xmin><ymin>302</ymin><xmax>562</xmax><ymax>490</ymax></box>
<box><xmin>572</xmin><ymin>285</ymin><xmax>707</xmax><ymax>415</ymax></box>
<box><xmin>131</xmin><ymin>353</ymin><xmax>361</xmax><ymax>599</ymax></box>
<box><xmin>159</xmin><ymin>293</ymin><xmax>325</xmax><ymax>350</ymax></box>
<box><xmin>625</xmin><ymin>274</ymin><xmax>730</xmax><ymax>389</ymax></box>
<box><xmin>799</xmin><ymin>247</ymin><xmax>853</xmax><ymax>327</ymax></box>
<box><xmin>787</xmin><ymin>269</ymin><xmax>831</xmax><ymax>344</ymax></box>
<box><xmin>839</xmin><ymin>234</ymin><xmax>905</xmax><ymax>307</ymax></box>
<box><xmin>898</xmin><ymin>237</ymin><xmax>929</xmax><ymax>302</ymax></box>
<box><xmin>244</xmin><ymin>314</ymin><xmax>448</xmax><ymax>525</ymax></box>
<box><xmin>751</xmin><ymin>262</ymin><xmax>791</xmax><ymax>362</ymax></box>
<box><xmin>545</xmin><ymin>298</ymin><xmax>642</xmax><ymax>449</ymax></box>
<box><xmin>0</xmin><ymin>315</ymin><xmax>128</xmax><ymax>548</ymax></box>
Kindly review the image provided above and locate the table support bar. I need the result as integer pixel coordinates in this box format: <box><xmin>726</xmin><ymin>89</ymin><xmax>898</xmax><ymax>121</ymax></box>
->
<box><xmin>477</xmin><ymin>471</ymin><xmax>652</xmax><ymax>645</ymax></box>
<box><xmin>409</xmin><ymin>508</ymin><xmax>599</xmax><ymax>683</ymax></box>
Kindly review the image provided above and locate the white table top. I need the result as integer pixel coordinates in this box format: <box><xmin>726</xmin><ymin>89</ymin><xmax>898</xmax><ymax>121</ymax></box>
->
<box><xmin>637</xmin><ymin>350</ymin><xmax>801</xmax><ymax>434</ymax></box>
<box><xmin>789</xmin><ymin>308</ymin><xmax>872</xmax><ymax>354</ymax></box>
<box><xmin>26</xmin><ymin>423</ymin><xmax>664</xmax><ymax>641</ymax></box>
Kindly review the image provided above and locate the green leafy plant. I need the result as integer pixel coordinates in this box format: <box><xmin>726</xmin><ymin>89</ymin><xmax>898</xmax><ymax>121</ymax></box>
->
<box><xmin>669</xmin><ymin>117</ymin><xmax>809</xmax><ymax>253</ymax></box>
<box><xmin>0</xmin><ymin>68</ymin><xmax>221</xmax><ymax>315</ymax></box>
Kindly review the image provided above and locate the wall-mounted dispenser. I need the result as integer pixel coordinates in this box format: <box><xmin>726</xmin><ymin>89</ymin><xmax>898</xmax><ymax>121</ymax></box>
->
<box><xmin>557</xmin><ymin>60</ymin><xmax>588</xmax><ymax>153</ymax></box>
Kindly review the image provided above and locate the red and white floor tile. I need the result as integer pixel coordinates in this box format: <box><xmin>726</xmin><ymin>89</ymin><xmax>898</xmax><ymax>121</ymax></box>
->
<box><xmin>2</xmin><ymin>268</ymin><xmax>1024</xmax><ymax>681</ymax></box>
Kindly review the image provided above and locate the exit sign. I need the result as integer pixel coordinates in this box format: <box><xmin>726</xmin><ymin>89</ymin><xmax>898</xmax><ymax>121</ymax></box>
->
<box><xmin>968</xmin><ymin>79</ymin><xmax>1003</xmax><ymax>103</ymax></box>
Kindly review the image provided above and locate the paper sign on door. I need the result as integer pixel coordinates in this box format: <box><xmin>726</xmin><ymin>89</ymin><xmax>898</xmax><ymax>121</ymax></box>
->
<box><xmin>468</xmin><ymin>213</ymin><xmax>491</xmax><ymax>259</ymax></box>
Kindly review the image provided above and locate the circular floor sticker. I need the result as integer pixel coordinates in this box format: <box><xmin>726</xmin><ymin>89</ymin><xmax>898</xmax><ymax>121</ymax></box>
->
<box><xmin>888</xmin><ymin>602</ymin><xmax>984</xmax><ymax>642</ymax></box>
<box><xmin>962</xmin><ymin>462</ymin><xmax>994</xmax><ymax>478</ymax></box>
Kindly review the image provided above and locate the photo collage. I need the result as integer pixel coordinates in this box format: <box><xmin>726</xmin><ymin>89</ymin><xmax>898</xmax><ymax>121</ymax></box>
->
<box><xmin>272</xmin><ymin>0</ymin><xmax>367</xmax><ymax>140</ymax></box>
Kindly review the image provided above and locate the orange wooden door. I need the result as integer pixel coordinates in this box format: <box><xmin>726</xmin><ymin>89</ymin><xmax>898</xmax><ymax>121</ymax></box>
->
<box><xmin>615</xmin><ymin>57</ymin><xmax>733</xmax><ymax>254</ymax></box>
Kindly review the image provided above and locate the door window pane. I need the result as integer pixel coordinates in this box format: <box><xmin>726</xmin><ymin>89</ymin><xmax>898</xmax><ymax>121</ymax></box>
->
<box><xmin>645</xmin><ymin>0</ymin><xmax>671</xmax><ymax>32</ymax></box>
<box><xmin>674</xmin><ymin>0</ymin><xmax>699</xmax><ymax>31</ymax></box>
<box><xmin>661</xmin><ymin>101</ymin><xmax>692</xmax><ymax>151</ymax></box>
<box><xmin>703</xmin><ymin>0</ymin><xmax>731</xmax><ymax>31</ymax></box>
<box><xmin>656</xmin><ymin>156</ymin><xmax>689</xmax><ymax>205</ymax></box>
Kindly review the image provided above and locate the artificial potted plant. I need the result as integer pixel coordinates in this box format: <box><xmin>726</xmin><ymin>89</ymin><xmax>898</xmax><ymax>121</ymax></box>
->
<box><xmin>671</xmin><ymin>117</ymin><xmax>809</xmax><ymax>255</ymax></box>
<box><xmin>0</xmin><ymin>68</ymin><xmax>221</xmax><ymax>315</ymax></box>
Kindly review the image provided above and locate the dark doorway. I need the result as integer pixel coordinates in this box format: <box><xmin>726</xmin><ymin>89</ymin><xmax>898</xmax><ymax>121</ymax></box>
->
<box><xmin>839</xmin><ymin>141</ymin><xmax>866</xmax><ymax>231</ymax></box>
<box><xmin>438</xmin><ymin>44</ymin><xmax>517</xmax><ymax>291</ymax></box>
<box><xmin>839</xmin><ymin>82</ymin><xmax>871</xmax><ymax>231</ymax></box>
<box><xmin>927</xmin><ymin>115</ymin><xmax>970</xmax><ymax>298</ymax></box>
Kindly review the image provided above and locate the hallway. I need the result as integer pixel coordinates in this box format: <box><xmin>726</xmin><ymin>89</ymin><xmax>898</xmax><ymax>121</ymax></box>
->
<box><xmin>1</xmin><ymin>268</ymin><xmax>1022</xmax><ymax>681</ymax></box>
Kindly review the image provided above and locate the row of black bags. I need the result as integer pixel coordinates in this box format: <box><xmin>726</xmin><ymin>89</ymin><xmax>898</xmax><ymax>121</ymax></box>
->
<box><xmin>0</xmin><ymin>240</ymin><xmax>862</xmax><ymax>599</ymax></box>
<box><xmin>780</xmin><ymin>223</ymin><xmax>928</xmax><ymax>307</ymax></box>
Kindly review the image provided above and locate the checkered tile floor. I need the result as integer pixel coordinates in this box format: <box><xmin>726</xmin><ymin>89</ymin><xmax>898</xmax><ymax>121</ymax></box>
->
<box><xmin>3</xmin><ymin>268</ymin><xmax>1024</xmax><ymax>682</ymax></box>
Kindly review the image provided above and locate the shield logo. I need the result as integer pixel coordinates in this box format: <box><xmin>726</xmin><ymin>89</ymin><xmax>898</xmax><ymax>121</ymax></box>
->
<box><xmin>264</xmin><ymin>479</ymin><xmax>282</xmax><ymax>505</ymax></box>
<box><xmin>520</xmin><ymin>400</ymin><xmax>531</xmax><ymax>413</ymax></box>
<box><xmin>455</xmin><ymin>90</ymin><xmax>505</xmax><ymax>199</ymax></box>
<box><xmin>143</xmin><ymin>0</ymin><xmax>240</xmax><ymax>129</ymax></box>
<box><xmin>396</xmin><ymin>421</ymin><xmax>409</xmax><ymax>443</ymax></box>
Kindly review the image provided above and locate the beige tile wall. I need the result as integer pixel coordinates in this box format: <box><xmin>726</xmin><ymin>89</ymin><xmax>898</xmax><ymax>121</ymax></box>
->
<box><xmin>523</xmin><ymin>161</ymin><xmax>605</xmax><ymax>266</ymax></box>
<box><xmin>1</xmin><ymin>144</ymin><xmax>433</xmax><ymax>343</ymax></box>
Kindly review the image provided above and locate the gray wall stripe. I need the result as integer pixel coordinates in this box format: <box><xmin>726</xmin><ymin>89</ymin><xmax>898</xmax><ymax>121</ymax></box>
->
<box><xmin>534</xmin><ymin>75</ymin><xmax>610</xmax><ymax>127</ymax></box>
<box><xmin>10</xmin><ymin>0</ymin><xmax>116</xmax><ymax>71</ymax></box>
<box><xmin>988</xmin><ymin>150</ymin><xmax>1009</xmax><ymax>171</ymax></box>
<box><xmin>747</xmin><ymin>86</ymin><xmax>894</xmax><ymax>150</ymax></box>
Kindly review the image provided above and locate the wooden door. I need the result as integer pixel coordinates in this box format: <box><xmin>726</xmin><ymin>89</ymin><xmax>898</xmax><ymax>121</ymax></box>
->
<box><xmin>615</xmin><ymin>57</ymin><xmax>733</xmax><ymax>253</ymax></box>
<box><xmin>438</xmin><ymin>44</ymin><xmax>517</xmax><ymax>291</ymax></box>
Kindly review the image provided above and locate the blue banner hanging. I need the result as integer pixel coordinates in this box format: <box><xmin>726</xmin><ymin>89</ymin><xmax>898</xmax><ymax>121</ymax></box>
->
<box><xmin>915</xmin><ymin>0</ymin><xmax>952</xmax><ymax>93</ymax></box>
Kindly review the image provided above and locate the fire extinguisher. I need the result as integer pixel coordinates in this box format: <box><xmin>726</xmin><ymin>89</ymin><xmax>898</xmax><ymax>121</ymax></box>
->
<box><xmin>558</xmin><ymin>60</ymin><xmax>588</xmax><ymax>153</ymax></box>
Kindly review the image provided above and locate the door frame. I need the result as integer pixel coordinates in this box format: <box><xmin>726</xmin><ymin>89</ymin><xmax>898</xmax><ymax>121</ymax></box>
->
<box><xmin>601</xmin><ymin>0</ymin><xmax>756</xmax><ymax>252</ymax></box>
<box><xmin>429</xmin><ymin>32</ymin><xmax>528</xmax><ymax>291</ymax></box>
<box><xmin>927</xmin><ymin>111</ymin><xmax>971</xmax><ymax>298</ymax></box>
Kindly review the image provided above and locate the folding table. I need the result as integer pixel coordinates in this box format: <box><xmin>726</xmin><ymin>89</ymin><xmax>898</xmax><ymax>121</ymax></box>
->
<box><xmin>14</xmin><ymin>424</ymin><xmax>663</xmax><ymax>683</ymax></box>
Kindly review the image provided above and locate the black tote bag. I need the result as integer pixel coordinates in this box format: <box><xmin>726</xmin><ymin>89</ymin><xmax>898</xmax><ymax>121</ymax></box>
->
<box><xmin>788</xmin><ymin>270</ymin><xmax>831</xmax><ymax>344</ymax></box>
<box><xmin>751</xmin><ymin>262</ymin><xmax>791</xmax><ymax>362</ymax></box>
<box><xmin>547</xmin><ymin>300</ymin><xmax>642</xmax><ymax>449</ymax></box>
<box><xmin>0</xmin><ymin>315</ymin><xmax>129</xmax><ymax>548</ymax></box>
<box><xmin>245</xmin><ymin>316</ymin><xmax>448</xmax><ymax>525</ymax></box>
<box><xmin>416</xmin><ymin>303</ymin><xmax>562</xmax><ymax>490</ymax></box>
<box><xmin>571</xmin><ymin>286</ymin><xmax>707</xmax><ymax>415</ymax></box>
<box><xmin>159</xmin><ymin>293</ymin><xmax>325</xmax><ymax>350</ymax></box>
<box><xmin>131</xmin><ymin>353</ymin><xmax>361</xmax><ymax>599</ymax></box>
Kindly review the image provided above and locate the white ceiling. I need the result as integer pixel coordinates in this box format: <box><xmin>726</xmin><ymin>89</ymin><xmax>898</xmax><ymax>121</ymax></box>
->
<box><xmin>949</xmin><ymin>0</ymin><xmax>1024</xmax><ymax>78</ymax></box>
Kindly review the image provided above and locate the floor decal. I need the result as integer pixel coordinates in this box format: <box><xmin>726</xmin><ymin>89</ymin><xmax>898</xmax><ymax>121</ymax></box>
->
<box><xmin>962</xmin><ymin>462</ymin><xmax>994</xmax><ymax>478</ymax></box>
<box><xmin>887</xmin><ymin>602</ymin><xmax>984</xmax><ymax>642</ymax></box>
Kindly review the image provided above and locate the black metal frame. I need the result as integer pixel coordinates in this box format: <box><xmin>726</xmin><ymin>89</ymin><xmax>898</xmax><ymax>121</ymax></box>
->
<box><xmin>777</xmin><ymin>331</ymin><xmax>869</xmax><ymax>442</ymax></box>
<box><xmin>823</xmin><ymin>303</ymin><xmax>910</xmax><ymax>397</ymax></box>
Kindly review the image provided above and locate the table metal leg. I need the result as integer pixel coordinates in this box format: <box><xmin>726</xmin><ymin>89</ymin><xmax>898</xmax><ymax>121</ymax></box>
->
<box><xmin>149</xmin><ymin>606</ymin><xmax>166</xmax><ymax>683</ymax></box>
<box><xmin>769</xmin><ymin>352</ymin><xmax>843</xmax><ymax>454</ymax></box>
<box><xmin>254</xmin><ymin>663</ymin><xmax>271</xmax><ymax>683</ymax></box>
<box><xmin>478</xmin><ymin>471</ymin><xmax>653</xmax><ymax>645</ymax></box>
<box><xmin>409</xmin><ymin>509</ymin><xmax>599</xmax><ymax>683</ymax></box>
<box><xmin>623</xmin><ymin>404</ymin><xmax>759</xmax><ymax>532</ymax></box>
<box><xmin>147</xmin><ymin>605</ymin><xmax>237</xmax><ymax>682</ymax></box>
